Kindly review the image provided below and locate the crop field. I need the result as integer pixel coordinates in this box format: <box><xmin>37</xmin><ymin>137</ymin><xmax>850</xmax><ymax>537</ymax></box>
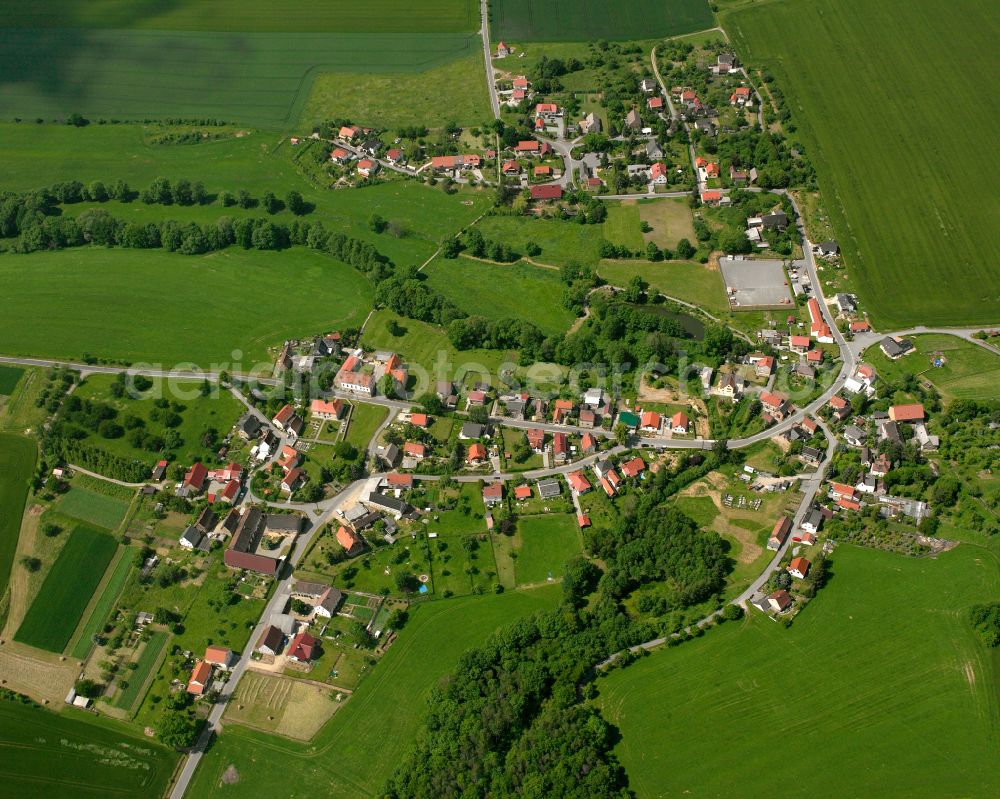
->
<box><xmin>0</xmin><ymin>366</ymin><xmax>24</xmax><ymax>395</ymax></box>
<box><xmin>596</xmin><ymin>260</ymin><xmax>729</xmax><ymax>314</ymax></box>
<box><xmin>0</xmin><ymin>247</ymin><xmax>372</xmax><ymax>366</ymax></box>
<box><xmin>115</xmin><ymin>631</ymin><xmax>169</xmax><ymax>713</ymax></box>
<box><xmin>14</xmin><ymin>524</ymin><xmax>116</xmax><ymax>653</ymax></box>
<box><xmin>188</xmin><ymin>586</ymin><xmax>560</xmax><ymax>798</ymax></box>
<box><xmin>0</xmin><ymin>698</ymin><xmax>178</xmax><ymax>798</ymax></box>
<box><xmin>2</xmin><ymin>1</ymin><xmax>478</xmax><ymax>33</ymax></box>
<box><xmin>54</xmin><ymin>487</ymin><xmax>131</xmax><ymax>531</ymax></box>
<box><xmin>226</xmin><ymin>672</ymin><xmax>338</xmax><ymax>740</ymax></box>
<box><xmin>70</xmin><ymin>548</ymin><xmax>133</xmax><ymax>660</ymax></box>
<box><xmin>302</xmin><ymin>50</ymin><xmax>490</xmax><ymax>130</ymax></box>
<box><xmin>512</xmin><ymin>514</ymin><xmax>584</xmax><ymax>586</ymax></box>
<box><xmin>598</xmin><ymin>545</ymin><xmax>1000</xmax><ymax>798</ymax></box>
<box><xmin>725</xmin><ymin>0</ymin><xmax>1000</xmax><ymax>327</ymax></box>
<box><xmin>0</xmin><ymin>434</ymin><xmax>36</xmax><ymax>598</ymax></box>
<box><xmin>73</xmin><ymin>374</ymin><xmax>245</xmax><ymax>469</ymax></box>
<box><xmin>490</xmin><ymin>0</ymin><xmax>713</xmax><ymax>42</ymax></box>
<box><xmin>423</xmin><ymin>258</ymin><xmax>577</xmax><ymax>335</ymax></box>
<box><xmin>862</xmin><ymin>334</ymin><xmax>1000</xmax><ymax>402</ymax></box>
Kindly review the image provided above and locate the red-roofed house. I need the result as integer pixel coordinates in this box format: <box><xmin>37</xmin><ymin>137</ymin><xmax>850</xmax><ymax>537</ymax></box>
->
<box><xmin>281</xmin><ymin>468</ymin><xmax>304</xmax><ymax>494</ymax></box>
<box><xmin>650</xmin><ymin>161</ymin><xmax>668</xmax><ymax>184</ymax></box>
<box><xmin>330</xmin><ymin>147</ymin><xmax>351</xmax><ymax>163</ymax></box>
<box><xmin>577</xmin><ymin>514</ymin><xmax>591</xmax><ymax>528</ymax></box>
<box><xmin>357</xmin><ymin>159</ymin><xmax>377</xmax><ymax>177</ymax></box>
<box><xmin>386</xmin><ymin>473</ymin><xmax>413</xmax><ymax>489</ymax></box>
<box><xmin>310</xmin><ymin>399</ymin><xmax>344</xmax><ymax>420</ymax></box>
<box><xmin>671</xmin><ymin>411</ymin><xmax>689</xmax><ymax>434</ymax></box>
<box><xmin>600</xmin><ymin>477</ymin><xmax>616</xmax><ymax>498</ymax></box>
<box><xmin>534</xmin><ymin>165</ymin><xmax>552</xmax><ymax>177</ymax></box>
<box><xmin>553</xmin><ymin>399</ymin><xmax>575</xmax><ymax>423</ymax></box>
<box><xmin>621</xmin><ymin>456</ymin><xmax>646</xmax><ymax>479</ymax></box>
<box><xmin>482</xmin><ymin>482</ymin><xmax>503</xmax><ymax>506</ymax></box>
<box><xmin>467</xmin><ymin>443</ymin><xmax>487</xmax><ymax>465</ymax></box>
<box><xmin>788</xmin><ymin>557</ymin><xmax>811</xmax><ymax>579</ymax></box>
<box><xmin>730</xmin><ymin>87</ymin><xmax>751</xmax><ymax>105</ymax></box>
<box><xmin>218</xmin><ymin>480</ymin><xmax>240</xmax><ymax>504</ymax></box>
<box><xmin>807</xmin><ymin>349</ymin><xmax>823</xmax><ymax>364</ymax></box>
<box><xmin>496</xmin><ymin>41</ymin><xmax>510</xmax><ymax>57</ymax></box>
<box><xmin>183</xmin><ymin>463</ymin><xmax>208</xmax><ymax>493</ymax></box>
<box><xmin>337</xmin><ymin>526</ymin><xmax>363</xmax><ymax>556</ymax></box>
<box><xmin>338</xmin><ymin>125</ymin><xmax>360</xmax><ymax>141</ymax></box>
<box><xmin>705</xmin><ymin>162</ymin><xmax>720</xmax><ymax>179</ymax></box>
<box><xmin>204</xmin><ymin>646</ymin><xmax>234</xmax><ymax>669</ymax></box>
<box><xmin>837</xmin><ymin>498</ymin><xmax>861</xmax><ymax>512</ymax></box>
<box><xmin>403</xmin><ymin>442</ymin><xmax>426</xmax><ymax>460</ymax></box>
<box><xmin>850</xmin><ymin>320</ymin><xmax>871</xmax><ymax>333</ymax></box>
<box><xmin>530</xmin><ymin>184</ymin><xmax>563</xmax><ymax>201</ymax></box>
<box><xmin>385</xmin><ymin>148</ymin><xmax>404</xmax><ymax>164</ymax></box>
<box><xmin>889</xmin><ymin>403</ymin><xmax>925</xmax><ymax>423</ymax></box>
<box><xmin>187</xmin><ymin>660</ymin><xmax>212</xmax><ymax>695</ymax></box>
<box><xmin>760</xmin><ymin>392</ymin><xmax>789</xmax><ymax>420</ymax></box>
<box><xmin>790</xmin><ymin>335</ymin><xmax>811</xmax><ymax>353</ymax></box>
<box><xmin>567</xmin><ymin>470</ymin><xmax>591</xmax><ymax>495</ymax></box>
<box><xmin>273</xmin><ymin>404</ymin><xmax>295</xmax><ymax>428</ymax></box>
<box><xmin>640</xmin><ymin>411</ymin><xmax>662</xmax><ymax>432</ymax></box>
<box><xmin>409</xmin><ymin>413</ymin><xmax>429</xmax><ymax>428</ymax></box>
<box><xmin>648</xmin><ymin>96</ymin><xmax>664</xmax><ymax>111</ymax></box>
<box><xmin>700</xmin><ymin>191</ymin><xmax>723</xmax><ymax>205</ymax></box>
<box><xmin>536</xmin><ymin>102</ymin><xmax>559</xmax><ymax>115</ymax></box>
<box><xmin>502</xmin><ymin>159</ymin><xmax>521</xmax><ymax>175</ymax></box>
<box><xmin>526</xmin><ymin>428</ymin><xmax>545</xmax><ymax>453</ymax></box>
<box><xmin>768</xmin><ymin>517</ymin><xmax>792</xmax><ymax>550</ymax></box>
<box><xmin>829</xmin><ymin>482</ymin><xmax>856</xmax><ymax>501</ymax></box>
<box><xmin>580</xmin><ymin>432</ymin><xmax>596</xmax><ymax>454</ymax></box>
<box><xmin>513</xmin><ymin>76</ymin><xmax>529</xmax><ymax>90</ymax></box>
<box><xmin>288</xmin><ymin>631</ymin><xmax>317</xmax><ymax>662</ymax></box>
<box><xmin>514</xmin><ymin>484</ymin><xmax>532</xmax><ymax>501</ymax></box>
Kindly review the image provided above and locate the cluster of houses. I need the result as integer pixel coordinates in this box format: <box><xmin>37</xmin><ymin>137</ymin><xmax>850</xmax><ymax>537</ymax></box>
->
<box><xmin>186</xmin><ymin>644</ymin><xmax>237</xmax><ymax>697</ymax></box>
<box><xmin>335</xmin><ymin>349</ymin><xmax>407</xmax><ymax>398</ymax></box>
<box><xmin>275</xmin><ymin>332</ymin><xmax>342</xmax><ymax>376</ymax></box>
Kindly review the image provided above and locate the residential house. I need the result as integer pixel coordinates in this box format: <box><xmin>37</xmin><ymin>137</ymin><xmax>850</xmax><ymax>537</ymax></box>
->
<box><xmin>151</xmin><ymin>460</ymin><xmax>168</xmax><ymax>481</ymax></box>
<box><xmin>530</xmin><ymin>184</ymin><xmax>562</xmax><ymax>201</ymax></box>
<box><xmin>366</xmin><ymin>492</ymin><xmax>410</xmax><ymax>519</ymax></box>
<box><xmin>650</xmin><ymin>161</ymin><xmax>668</xmax><ymax>184</ymax></box>
<box><xmin>567</xmin><ymin>470</ymin><xmax>591</xmax><ymax>495</ymax></box>
<box><xmin>788</xmin><ymin>557</ymin><xmax>811</xmax><ymax>580</ymax></box>
<box><xmin>640</xmin><ymin>78</ymin><xmax>657</xmax><ymax>93</ymax></box>
<box><xmin>385</xmin><ymin>148</ymin><xmax>405</xmax><ymax>165</ymax></box>
<box><xmin>880</xmin><ymin>336</ymin><xmax>914</xmax><ymax>360</ymax></box>
<box><xmin>768</xmin><ymin>517</ymin><xmax>792</xmax><ymax>551</ymax></box>
<box><xmin>828</xmin><ymin>395</ymin><xmax>850</xmax><ymax>421</ymax></box>
<box><xmin>870</xmin><ymin>453</ymin><xmax>892</xmax><ymax>477</ymax></box>
<box><xmin>767</xmin><ymin>589</ymin><xmax>792</xmax><ymax>613</ymax></box>
<box><xmin>514</xmin><ymin>485</ymin><xmax>532</xmax><ymax>502</ymax></box>
<box><xmin>537</xmin><ymin>479</ymin><xmax>561</xmax><ymax>499</ymax></box>
<box><xmin>356</xmin><ymin>159</ymin><xmax>377</xmax><ymax>178</ymax></box>
<box><xmin>496</xmin><ymin>41</ymin><xmax>510</xmax><ymax>57</ymax></box>
<box><xmin>640</xmin><ymin>411</ymin><xmax>662</xmax><ymax>433</ymax></box>
<box><xmin>187</xmin><ymin>660</ymin><xmax>213</xmax><ymax>696</ymax></box>
<box><xmin>648</xmin><ymin>96</ymin><xmax>664</xmax><ymax>112</ymax></box>
<box><xmin>409</xmin><ymin>412</ymin><xmax>429</xmax><ymax>429</ymax></box>
<box><xmin>460</xmin><ymin>421</ymin><xmax>486</xmax><ymax>440</ymax></box>
<box><xmin>717</xmin><ymin>53</ymin><xmax>738</xmax><ymax>73</ymax></box>
<box><xmin>671</xmin><ymin>411</ymin><xmax>690</xmax><ymax>434</ymax></box>
<box><xmin>579</xmin><ymin>409</ymin><xmax>596</xmax><ymax>429</ymax></box>
<box><xmin>179</xmin><ymin>526</ymin><xmax>206</xmax><ymax>551</ymax></box>
<box><xmin>829</xmin><ymin>482</ymin><xmax>856</xmax><ymax>502</ymax></box>
<box><xmin>236</xmin><ymin>413</ymin><xmax>262</xmax><ymax>440</ymax></box>
<box><xmin>281</xmin><ymin>468</ymin><xmax>304</xmax><ymax>494</ymax></box>
<box><xmin>482</xmin><ymin>482</ymin><xmax>503</xmax><ymax>507</ymax></box>
<box><xmin>730</xmin><ymin>87</ymin><xmax>752</xmax><ymax>105</ymax></box>
<box><xmin>256</xmin><ymin>625</ymin><xmax>284</xmax><ymax>657</ymax></box>
<box><xmin>816</xmin><ymin>241</ymin><xmax>840</xmax><ymax>257</ymax></box>
<box><xmin>329</xmin><ymin>147</ymin><xmax>352</xmax><ymax>164</ymax></box>
<box><xmin>580</xmin><ymin>432</ymin><xmax>597</xmax><ymax>454</ymax></box>
<box><xmin>204</xmin><ymin>646</ymin><xmax>235</xmax><ymax>670</ymax></box>
<box><xmin>844</xmin><ymin>424</ymin><xmax>866</xmax><ymax>447</ymax></box>
<box><xmin>403</xmin><ymin>442</ymin><xmax>426</xmax><ymax>460</ymax></box>
<box><xmin>624</xmin><ymin>108</ymin><xmax>641</xmax><ymax>130</ymax></box>
<box><xmin>579</xmin><ymin>112</ymin><xmax>602</xmax><ymax>135</ymax></box>
<box><xmin>620</xmin><ymin>456</ymin><xmax>646</xmax><ymax>479</ymax></box>
<box><xmin>288</xmin><ymin>631</ymin><xmax>318</xmax><ymax>663</ymax></box>
<box><xmin>467</xmin><ymin>443</ymin><xmax>487</xmax><ymax>465</ymax></box>
<box><xmin>789</xmin><ymin>335</ymin><xmax>811</xmax><ymax>354</ymax></box>
<box><xmin>716</xmin><ymin>372</ymin><xmax>745</xmax><ymax>400</ymax></box>
<box><xmin>385</xmin><ymin>472</ymin><xmax>414</xmax><ymax>490</ymax></box>
<box><xmin>526</xmin><ymin>428</ymin><xmax>545</xmax><ymax>453</ymax></box>
<box><xmin>336</xmin><ymin>525</ymin><xmax>364</xmax><ymax>556</ymax></box>
<box><xmin>801</xmin><ymin>509</ymin><xmax>824</xmax><ymax>534</ymax></box>
<box><xmin>502</xmin><ymin>159</ymin><xmax>521</xmax><ymax>176</ymax></box>
<box><xmin>760</xmin><ymin>392</ymin><xmax>790</xmax><ymax>421</ymax></box>
<box><xmin>552</xmin><ymin>432</ymin><xmax>568</xmax><ymax>462</ymax></box>
<box><xmin>834</xmin><ymin>293</ymin><xmax>857</xmax><ymax>314</ymax></box>
<box><xmin>889</xmin><ymin>403</ymin><xmax>925</xmax><ymax>423</ymax></box>
<box><xmin>310</xmin><ymin>399</ymin><xmax>344</xmax><ymax>420</ymax></box>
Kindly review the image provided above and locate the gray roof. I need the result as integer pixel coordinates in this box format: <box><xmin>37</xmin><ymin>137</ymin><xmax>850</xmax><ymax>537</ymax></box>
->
<box><xmin>181</xmin><ymin>526</ymin><xmax>204</xmax><ymax>548</ymax></box>
<box><xmin>761</xmin><ymin>211</ymin><xmax>788</xmax><ymax>230</ymax></box>
<box><xmin>844</xmin><ymin>425</ymin><xmax>866</xmax><ymax>443</ymax></box>
<box><xmin>292</xmin><ymin>580</ymin><xmax>330</xmax><ymax>599</ymax></box>
<box><xmin>319</xmin><ymin>588</ymin><xmax>344</xmax><ymax>614</ymax></box>
<box><xmin>801</xmin><ymin>445</ymin><xmax>822</xmax><ymax>461</ymax></box>
<box><xmin>645</xmin><ymin>139</ymin><xmax>663</xmax><ymax>159</ymax></box>
<box><xmin>265</xmin><ymin>514</ymin><xmax>302</xmax><ymax>533</ymax></box>
<box><xmin>462</xmin><ymin>422</ymin><xmax>485</xmax><ymax>439</ymax></box>
<box><xmin>238</xmin><ymin>413</ymin><xmax>262</xmax><ymax>437</ymax></box>
<box><xmin>805</xmin><ymin>509</ymin><xmax>824</xmax><ymax>529</ymax></box>
<box><xmin>818</xmin><ymin>240</ymin><xmax>839</xmax><ymax>254</ymax></box>
<box><xmin>880</xmin><ymin>337</ymin><xmax>912</xmax><ymax>358</ymax></box>
<box><xmin>537</xmin><ymin>479</ymin><xmax>561</xmax><ymax>499</ymax></box>
<box><xmin>367</xmin><ymin>491</ymin><xmax>409</xmax><ymax>514</ymax></box>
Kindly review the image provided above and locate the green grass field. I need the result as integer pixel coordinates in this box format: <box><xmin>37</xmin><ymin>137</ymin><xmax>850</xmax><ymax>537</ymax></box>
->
<box><xmin>344</xmin><ymin>403</ymin><xmax>390</xmax><ymax>451</ymax></box>
<box><xmin>115</xmin><ymin>631</ymin><xmax>169</xmax><ymax>712</ymax></box>
<box><xmin>0</xmin><ymin>366</ymin><xmax>24</xmax><ymax>395</ymax></box>
<box><xmin>725</xmin><ymin>0</ymin><xmax>1000</xmax><ymax>327</ymax></box>
<box><xmin>0</xmin><ymin>699</ymin><xmax>178</xmax><ymax>798</ymax></box>
<box><xmin>423</xmin><ymin>257</ymin><xmax>577</xmax><ymax>335</ymax></box>
<box><xmin>474</xmin><ymin>213</ymin><xmax>605</xmax><ymax>266</ymax></box>
<box><xmin>603</xmin><ymin>204</ymin><xmax>647</xmax><ymax>252</ymax></box>
<box><xmin>70</xmin><ymin>548</ymin><xmax>133</xmax><ymax>660</ymax></box>
<box><xmin>0</xmin><ymin>123</ymin><xmax>490</xmax><ymax>266</ymax></box>
<box><xmin>73</xmin><ymin>374</ymin><xmax>245</xmax><ymax>470</ymax></box>
<box><xmin>862</xmin><ymin>334</ymin><xmax>1000</xmax><ymax>402</ymax></box>
<box><xmin>14</xmin><ymin>524</ymin><xmax>117</xmax><ymax>653</ymax></box>
<box><xmin>490</xmin><ymin>0</ymin><xmax>714</xmax><ymax>42</ymax></box>
<box><xmin>598</xmin><ymin>545</ymin><xmax>1000</xmax><ymax>798</ymax></box>
<box><xmin>54</xmin><ymin>487</ymin><xmax>131</xmax><ymax>530</ymax></box>
<box><xmin>188</xmin><ymin>586</ymin><xmax>560</xmax><ymax>798</ymax></box>
<box><xmin>0</xmin><ymin>247</ymin><xmax>372</xmax><ymax>366</ymax></box>
<box><xmin>1</xmin><ymin>0</ymin><xmax>478</xmax><ymax>32</ymax></box>
<box><xmin>0</xmin><ymin>434</ymin><xmax>36</xmax><ymax>598</ymax></box>
<box><xmin>597</xmin><ymin>260</ymin><xmax>729</xmax><ymax>314</ymax></box>
<box><xmin>513</xmin><ymin>514</ymin><xmax>583</xmax><ymax>585</ymax></box>
<box><xmin>302</xmin><ymin>50</ymin><xmax>490</xmax><ymax>129</ymax></box>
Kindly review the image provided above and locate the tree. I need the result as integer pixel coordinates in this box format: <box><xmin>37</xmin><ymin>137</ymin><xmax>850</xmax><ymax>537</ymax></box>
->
<box><xmin>74</xmin><ymin>678</ymin><xmax>102</xmax><ymax>698</ymax></box>
<box><xmin>369</xmin><ymin>214</ymin><xmax>388</xmax><ymax>234</ymax></box>
<box><xmin>614</xmin><ymin>424</ymin><xmax>630</xmax><ymax>446</ymax></box>
<box><xmin>158</xmin><ymin>710</ymin><xmax>199</xmax><ymax>749</ymax></box>
<box><xmin>20</xmin><ymin>556</ymin><xmax>41</xmax><ymax>572</ymax></box>
<box><xmin>286</xmin><ymin>190</ymin><xmax>307</xmax><ymax>216</ymax></box>
<box><xmin>261</xmin><ymin>191</ymin><xmax>280</xmax><ymax>214</ymax></box>
<box><xmin>675</xmin><ymin>238</ymin><xmax>696</xmax><ymax>259</ymax></box>
<box><xmin>395</xmin><ymin>571</ymin><xmax>420</xmax><ymax>593</ymax></box>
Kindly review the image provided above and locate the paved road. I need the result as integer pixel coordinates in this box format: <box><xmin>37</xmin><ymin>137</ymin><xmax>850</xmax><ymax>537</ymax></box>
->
<box><xmin>479</xmin><ymin>0</ymin><xmax>501</xmax><ymax>120</ymax></box>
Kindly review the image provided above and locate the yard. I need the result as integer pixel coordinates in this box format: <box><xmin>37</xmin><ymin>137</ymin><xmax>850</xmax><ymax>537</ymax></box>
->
<box><xmin>596</xmin><ymin>260</ymin><xmax>729</xmax><ymax>314</ymax></box>
<box><xmin>725</xmin><ymin>0</ymin><xmax>1000</xmax><ymax>327</ymax></box>
<box><xmin>597</xmin><ymin>544</ymin><xmax>1000</xmax><ymax>798</ymax></box>
<box><xmin>14</xmin><ymin>524</ymin><xmax>117</xmax><ymax>653</ymax></box>
<box><xmin>509</xmin><ymin>513</ymin><xmax>584</xmax><ymax>586</ymax></box>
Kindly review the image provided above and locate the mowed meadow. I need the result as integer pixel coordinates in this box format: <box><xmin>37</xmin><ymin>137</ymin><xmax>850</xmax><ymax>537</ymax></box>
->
<box><xmin>0</xmin><ymin>0</ymin><xmax>480</xmax><ymax>125</ymax></box>
<box><xmin>598</xmin><ymin>545</ymin><xmax>1000</xmax><ymax>798</ymax></box>
<box><xmin>726</xmin><ymin>0</ymin><xmax>1000</xmax><ymax>327</ymax></box>
<box><xmin>490</xmin><ymin>0</ymin><xmax>713</xmax><ymax>42</ymax></box>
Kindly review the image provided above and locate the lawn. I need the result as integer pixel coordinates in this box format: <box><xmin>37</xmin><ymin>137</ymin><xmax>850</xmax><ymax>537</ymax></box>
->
<box><xmin>0</xmin><ymin>698</ymin><xmax>179</xmax><ymax>798</ymax></box>
<box><xmin>302</xmin><ymin>50</ymin><xmax>491</xmax><ymax>130</ymax></box>
<box><xmin>360</xmin><ymin>309</ymin><xmax>514</xmax><ymax>388</ymax></box>
<box><xmin>54</xmin><ymin>486</ymin><xmax>131</xmax><ymax>531</ymax></box>
<box><xmin>73</xmin><ymin>373</ymin><xmax>245</xmax><ymax>470</ymax></box>
<box><xmin>0</xmin><ymin>366</ymin><xmax>24</xmax><ymax>395</ymax></box>
<box><xmin>14</xmin><ymin>524</ymin><xmax>117</xmax><ymax>653</ymax></box>
<box><xmin>344</xmin><ymin>403</ymin><xmax>390</xmax><ymax>451</ymax></box>
<box><xmin>474</xmin><ymin>214</ymin><xmax>603</xmax><ymax>266</ymax></box>
<box><xmin>0</xmin><ymin>434</ymin><xmax>36</xmax><ymax>599</ymax></box>
<box><xmin>603</xmin><ymin>203</ymin><xmax>646</xmax><ymax>252</ymax></box>
<box><xmin>0</xmin><ymin>247</ymin><xmax>372</xmax><ymax>366</ymax></box>
<box><xmin>69</xmin><ymin>547</ymin><xmax>134</xmax><ymax>660</ymax></box>
<box><xmin>512</xmin><ymin>514</ymin><xmax>584</xmax><ymax>586</ymax></box>
<box><xmin>115</xmin><ymin>631</ymin><xmax>169</xmax><ymax>712</ymax></box>
<box><xmin>1</xmin><ymin>0</ymin><xmax>478</xmax><ymax>32</ymax></box>
<box><xmin>0</xmin><ymin>123</ymin><xmax>492</xmax><ymax>267</ymax></box>
<box><xmin>490</xmin><ymin>0</ymin><xmax>714</xmax><ymax>42</ymax></box>
<box><xmin>598</xmin><ymin>545</ymin><xmax>1000</xmax><ymax>798</ymax></box>
<box><xmin>725</xmin><ymin>0</ymin><xmax>1000</xmax><ymax>327</ymax></box>
<box><xmin>0</xmin><ymin>30</ymin><xmax>483</xmax><ymax>125</ymax></box>
<box><xmin>862</xmin><ymin>334</ymin><xmax>1000</xmax><ymax>402</ymax></box>
<box><xmin>597</xmin><ymin>260</ymin><xmax>729</xmax><ymax>314</ymax></box>
<box><xmin>187</xmin><ymin>586</ymin><xmax>560</xmax><ymax>799</ymax></box>
<box><xmin>637</xmin><ymin>198</ymin><xmax>697</xmax><ymax>250</ymax></box>
<box><xmin>423</xmin><ymin>257</ymin><xmax>577</xmax><ymax>336</ymax></box>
